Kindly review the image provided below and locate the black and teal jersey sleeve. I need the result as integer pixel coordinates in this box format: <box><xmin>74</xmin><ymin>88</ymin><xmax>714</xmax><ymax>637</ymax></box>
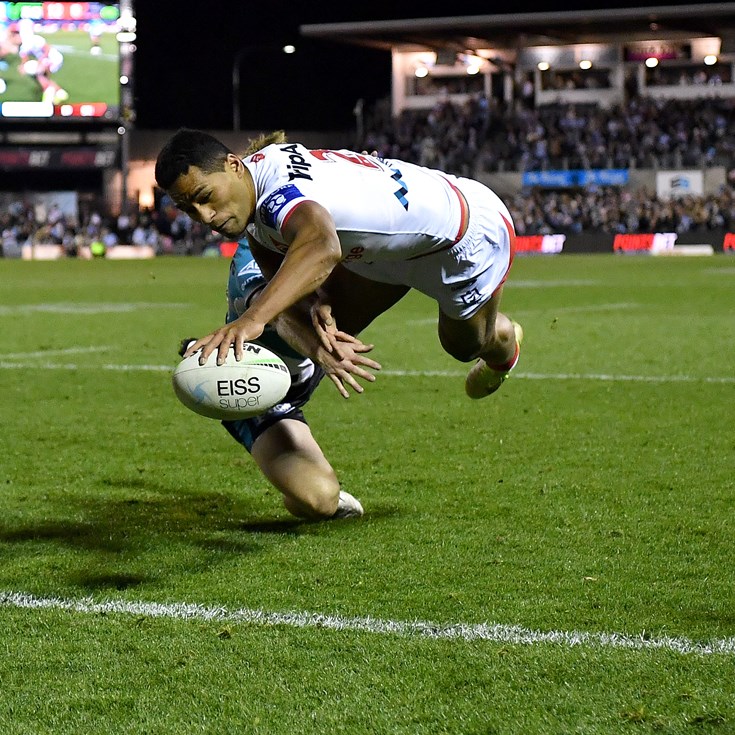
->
<box><xmin>220</xmin><ymin>241</ymin><xmax>325</xmax><ymax>451</ymax></box>
<box><xmin>226</xmin><ymin>240</ymin><xmax>314</xmax><ymax>373</ymax></box>
<box><xmin>226</xmin><ymin>241</ymin><xmax>268</xmax><ymax>324</ymax></box>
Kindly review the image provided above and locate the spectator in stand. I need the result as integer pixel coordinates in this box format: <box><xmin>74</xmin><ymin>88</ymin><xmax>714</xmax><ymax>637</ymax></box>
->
<box><xmin>102</xmin><ymin>226</ymin><xmax>118</xmax><ymax>250</ymax></box>
<box><xmin>364</xmin><ymin>95</ymin><xmax>735</xmax><ymax>176</ymax></box>
<box><xmin>117</xmin><ymin>211</ymin><xmax>132</xmax><ymax>243</ymax></box>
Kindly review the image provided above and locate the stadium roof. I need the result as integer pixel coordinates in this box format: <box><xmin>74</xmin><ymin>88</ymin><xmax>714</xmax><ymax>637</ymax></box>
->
<box><xmin>300</xmin><ymin>3</ymin><xmax>735</xmax><ymax>53</ymax></box>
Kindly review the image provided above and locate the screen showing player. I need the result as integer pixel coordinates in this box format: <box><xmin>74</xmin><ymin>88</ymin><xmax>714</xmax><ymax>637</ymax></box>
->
<box><xmin>0</xmin><ymin>2</ymin><xmax>123</xmax><ymax>121</ymax></box>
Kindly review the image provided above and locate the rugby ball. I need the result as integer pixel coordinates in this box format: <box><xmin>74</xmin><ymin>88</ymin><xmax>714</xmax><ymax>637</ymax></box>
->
<box><xmin>172</xmin><ymin>342</ymin><xmax>291</xmax><ymax>420</ymax></box>
<box><xmin>21</xmin><ymin>59</ymin><xmax>39</xmax><ymax>76</ymax></box>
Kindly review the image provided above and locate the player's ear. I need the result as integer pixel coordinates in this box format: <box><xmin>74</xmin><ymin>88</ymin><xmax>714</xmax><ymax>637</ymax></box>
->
<box><xmin>226</xmin><ymin>153</ymin><xmax>244</xmax><ymax>176</ymax></box>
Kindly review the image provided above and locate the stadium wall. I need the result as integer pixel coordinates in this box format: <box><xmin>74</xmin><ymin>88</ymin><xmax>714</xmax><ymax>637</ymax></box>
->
<box><xmin>556</xmin><ymin>229</ymin><xmax>727</xmax><ymax>254</ymax></box>
<box><xmin>477</xmin><ymin>168</ymin><xmax>728</xmax><ymax>199</ymax></box>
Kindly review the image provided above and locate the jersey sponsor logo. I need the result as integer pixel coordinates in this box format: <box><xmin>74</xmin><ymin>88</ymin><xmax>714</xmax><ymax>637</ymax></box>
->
<box><xmin>280</xmin><ymin>143</ymin><xmax>313</xmax><ymax>182</ymax></box>
<box><xmin>459</xmin><ymin>287</ymin><xmax>483</xmax><ymax>306</ymax></box>
<box><xmin>270</xmin><ymin>402</ymin><xmax>294</xmax><ymax>415</ymax></box>
<box><xmin>241</xmin><ymin>274</ymin><xmax>264</xmax><ymax>289</ymax></box>
<box><xmin>310</xmin><ymin>149</ymin><xmax>382</xmax><ymax>169</ymax></box>
<box><xmin>259</xmin><ymin>184</ymin><xmax>304</xmax><ymax>229</ymax></box>
<box><xmin>344</xmin><ymin>246</ymin><xmax>365</xmax><ymax>261</ymax></box>
<box><xmin>236</xmin><ymin>258</ymin><xmax>259</xmax><ymax>277</ymax></box>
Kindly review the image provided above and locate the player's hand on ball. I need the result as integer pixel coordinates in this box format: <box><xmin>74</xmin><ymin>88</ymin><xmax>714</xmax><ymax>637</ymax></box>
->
<box><xmin>184</xmin><ymin>314</ymin><xmax>266</xmax><ymax>365</ymax></box>
<box><xmin>178</xmin><ymin>337</ymin><xmax>198</xmax><ymax>357</ymax></box>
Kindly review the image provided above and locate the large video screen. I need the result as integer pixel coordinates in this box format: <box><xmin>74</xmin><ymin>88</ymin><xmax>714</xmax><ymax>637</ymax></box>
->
<box><xmin>0</xmin><ymin>2</ymin><xmax>122</xmax><ymax>121</ymax></box>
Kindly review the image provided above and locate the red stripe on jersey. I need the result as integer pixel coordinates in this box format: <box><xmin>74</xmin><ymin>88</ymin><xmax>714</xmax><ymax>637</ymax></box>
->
<box><xmin>491</xmin><ymin>213</ymin><xmax>516</xmax><ymax>297</ymax></box>
<box><xmin>406</xmin><ymin>179</ymin><xmax>470</xmax><ymax>261</ymax></box>
<box><xmin>444</xmin><ymin>178</ymin><xmax>470</xmax><ymax>243</ymax></box>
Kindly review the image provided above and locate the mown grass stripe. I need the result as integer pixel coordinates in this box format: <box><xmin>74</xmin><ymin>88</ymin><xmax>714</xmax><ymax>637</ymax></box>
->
<box><xmin>2</xmin><ymin>591</ymin><xmax>733</xmax><ymax>656</ymax></box>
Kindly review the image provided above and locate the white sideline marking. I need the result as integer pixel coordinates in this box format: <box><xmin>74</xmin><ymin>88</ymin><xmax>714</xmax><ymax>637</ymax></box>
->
<box><xmin>510</xmin><ymin>279</ymin><xmax>600</xmax><ymax>288</ymax></box>
<box><xmin>384</xmin><ymin>371</ymin><xmax>735</xmax><ymax>385</ymax></box>
<box><xmin>534</xmin><ymin>302</ymin><xmax>640</xmax><ymax>314</ymax></box>
<box><xmin>0</xmin><ymin>361</ymin><xmax>173</xmax><ymax>372</ymax></box>
<box><xmin>407</xmin><ymin>304</ymin><xmax>639</xmax><ymax>326</ymax></box>
<box><xmin>0</xmin><ymin>303</ymin><xmax>188</xmax><ymax>316</ymax></box>
<box><xmin>0</xmin><ymin>361</ymin><xmax>733</xmax><ymax>384</ymax></box>
<box><xmin>4</xmin><ymin>346</ymin><xmax>113</xmax><ymax>360</ymax></box>
<box><xmin>1</xmin><ymin>591</ymin><xmax>732</xmax><ymax>656</ymax></box>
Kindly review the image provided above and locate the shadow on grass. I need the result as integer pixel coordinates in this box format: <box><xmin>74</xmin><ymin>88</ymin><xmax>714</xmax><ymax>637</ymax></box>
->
<box><xmin>0</xmin><ymin>494</ymin><xmax>301</xmax><ymax>548</ymax></box>
<box><xmin>0</xmin><ymin>472</ymin><xmax>397</xmax><ymax>592</ymax></box>
<box><xmin>0</xmin><ymin>476</ymin><xmax>318</xmax><ymax>590</ymax></box>
<box><xmin>70</xmin><ymin>572</ymin><xmax>149</xmax><ymax>591</ymax></box>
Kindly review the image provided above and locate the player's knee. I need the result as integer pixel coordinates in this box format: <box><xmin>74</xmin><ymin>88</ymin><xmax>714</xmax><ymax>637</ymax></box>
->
<box><xmin>283</xmin><ymin>485</ymin><xmax>339</xmax><ymax>520</ymax></box>
<box><xmin>439</xmin><ymin>316</ymin><xmax>515</xmax><ymax>363</ymax></box>
<box><xmin>439</xmin><ymin>331</ymin><xmax>483</xmax><ymax>363</ymax></box>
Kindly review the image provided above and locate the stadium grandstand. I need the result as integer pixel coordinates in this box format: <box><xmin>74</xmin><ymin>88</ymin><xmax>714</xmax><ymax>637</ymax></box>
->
<box><xmin>4</xmin><ymin>3</ymin><xmax>735</xmax><ymax>257</ymax></box>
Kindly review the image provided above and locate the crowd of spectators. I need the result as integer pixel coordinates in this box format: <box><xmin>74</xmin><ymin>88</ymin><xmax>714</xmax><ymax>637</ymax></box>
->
<box><xmin>0</xmin><ymin>192</ymin><xmax>221</xmax><ymax>258</ymax></box>
<box><xmin>362</xmin><ymin>95</ymin><xmax>735</xmax><ymax>174</ymax></box>
<box><xmin>507</xmin><ymin>186</ymin><xmax>735</xmax><ymax>237</ymax></box>
<box><xmin>4</xmin><ymin>94</ymin><xmax>735</xmax><ymax>256</ymax></box>
<box><xmin>362</xmin><ymin>94</ymin><xmax>735</xmax><ymax>236</ymax></box>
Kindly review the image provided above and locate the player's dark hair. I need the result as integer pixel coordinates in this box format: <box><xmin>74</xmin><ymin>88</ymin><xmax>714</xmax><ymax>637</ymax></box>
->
<box><xmin>155</xmin><ymin>128</ymin><xmax>232</xmax><ymax>190</ymax></box>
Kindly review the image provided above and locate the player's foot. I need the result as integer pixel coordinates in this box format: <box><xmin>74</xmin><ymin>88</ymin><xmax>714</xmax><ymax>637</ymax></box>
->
<box><xmin>332</xmin><ymin>490</ymin><xmax>364</xmax><ymax>519</ymax></box>
<box><xmin>52</xmin><ymin>88</ymin><xmax>69</xmax><ymax>104</ymax></box>
<box><xmin>465</xmin><ymin>321</ymin><xmax>524</xmax><ymax>399</ymax></box>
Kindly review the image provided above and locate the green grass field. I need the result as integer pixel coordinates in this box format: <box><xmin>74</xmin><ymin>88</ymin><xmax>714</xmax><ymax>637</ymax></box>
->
<box><xmin>0</xmin><ymin>254</ymin><xmax>733</xmax><ymax>734</ymax></box>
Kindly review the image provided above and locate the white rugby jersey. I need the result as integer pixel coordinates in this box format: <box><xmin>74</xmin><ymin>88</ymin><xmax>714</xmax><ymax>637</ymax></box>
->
<box><xmin>243</xmin><ymin>143</ymin><xmax>468</xmax><ymax>262</ymax></box>
<box><xmin>19</xmin><ymin>35</ymin><xmax>63</xmax><ymax>69</ymax></box>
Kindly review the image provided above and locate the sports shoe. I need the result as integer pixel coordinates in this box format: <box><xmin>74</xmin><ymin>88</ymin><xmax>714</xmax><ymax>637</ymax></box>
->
<box><xmin>465</xmin><ymin>321</ymin><xmax>524</xmax><ymax>399</ymax></box>
<box><xmin>331</xmin><ymin>490</ymin><xmax>364</xmax><ymax>519</ymax></box>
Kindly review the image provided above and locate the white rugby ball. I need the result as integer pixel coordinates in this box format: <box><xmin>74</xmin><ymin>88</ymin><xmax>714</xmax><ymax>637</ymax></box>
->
<box><xmin>21</xmin><ymin>59</ymin><xmax>39</xmax><ymax>76</ymax></box>
<box><xmin>172</xmin><ymin>342</ymin><xmax>291</xmax><ymax>420</ymax></box>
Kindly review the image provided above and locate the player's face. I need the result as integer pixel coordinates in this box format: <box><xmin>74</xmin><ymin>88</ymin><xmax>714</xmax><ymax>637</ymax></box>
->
<box><xmin>168</xmin><ymin>154</ymin><xmax>254</xmax><ymax>239</ymax></box>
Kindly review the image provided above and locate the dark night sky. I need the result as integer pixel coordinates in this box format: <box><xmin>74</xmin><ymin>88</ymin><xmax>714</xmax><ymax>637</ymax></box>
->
<box><xmin>131</xmin><ymin>0</ymin><xmax>699</xmax><ymax>132</ymax></box>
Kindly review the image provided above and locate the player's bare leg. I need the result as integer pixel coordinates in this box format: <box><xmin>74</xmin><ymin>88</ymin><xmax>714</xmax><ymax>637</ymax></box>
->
<box><xmin>251</xmin><ymin>419</ymin><xmax>362</xmax><ymax>520</ymax></box>
<box><xmin>320</xmin><ymin>264</ymin><xmax>410</xmax><ymax>337</ymax></box>
<box><xmin>436</xmin><ymin>286</ymin><xmax>523</xmax><ymax>399</ymax></box>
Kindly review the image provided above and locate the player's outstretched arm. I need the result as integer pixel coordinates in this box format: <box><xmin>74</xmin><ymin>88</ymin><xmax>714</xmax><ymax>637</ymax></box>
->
<box><xmin>185</xmin><ymin>202</ymin><xmax>343</xmax><ymax>366</ymax></box>
<box><xmin>246</xmin><ymin>200</ymin><xmax>343</xmax><ymax>330</ymax></box>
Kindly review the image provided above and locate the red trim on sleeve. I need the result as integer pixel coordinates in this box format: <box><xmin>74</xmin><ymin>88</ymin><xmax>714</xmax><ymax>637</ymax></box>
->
<box><xmin>279</xmin><ymin>199</ymin><xmax>309</xmax><ymax>234</ymax></box>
